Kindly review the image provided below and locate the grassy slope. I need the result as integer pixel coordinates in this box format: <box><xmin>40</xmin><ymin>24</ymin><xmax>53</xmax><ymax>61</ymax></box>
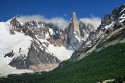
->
<box><xmin>1</xmin><ymin>43</ymin><xmax>125</xmax><ymax>83</ymax></box>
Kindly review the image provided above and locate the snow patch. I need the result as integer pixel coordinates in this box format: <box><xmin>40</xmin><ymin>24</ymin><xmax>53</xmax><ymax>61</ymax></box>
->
<box><xmin>119</xmin><ymin>14</ymin><xmax>125</xmax><ymax>19</ymax></box>
<box><xmin>74</xmin><ymin>35</ymin><xmax>81</xmax><ymax>42</ymax></box>
<box><xmin>105</xmin><ymin>21</ymin><xmax>114</xmax><ymax>29</ymax></box>
<box><xmin>119</xmin><ymin>14</ymin><xmax>125</xmax><ymax>23</ymax></box>
<box><xmin>120</xmin><ymin>8</ymin><xmax>125</xmax><ymax>14</ymax></box>
<box><xmin>49</xmin><ymin>28</ymin><xmax>54</xmax><ymax>35</ymax></box>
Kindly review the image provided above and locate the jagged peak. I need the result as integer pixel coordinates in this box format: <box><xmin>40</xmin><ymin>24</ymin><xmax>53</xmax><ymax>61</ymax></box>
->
<box><xmin>121</xmin><ymin>4</ymin><xmax>125</xmax><ymax>7</ymax></box>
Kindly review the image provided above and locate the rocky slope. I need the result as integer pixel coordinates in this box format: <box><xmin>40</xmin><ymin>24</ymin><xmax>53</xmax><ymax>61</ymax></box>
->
<box><xmin>67</xmin><ymin>4</ymin><xmax>125</xmax><ymax>62</ymax></box>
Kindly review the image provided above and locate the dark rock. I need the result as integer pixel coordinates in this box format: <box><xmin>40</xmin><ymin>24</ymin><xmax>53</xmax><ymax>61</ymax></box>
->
<box><xmin>9</xmin><ymin>55</ymin><xmax>27</xmax><ymax>69</ymax></box>
<box><xmin>4</xmin><ymin>50</ymin><xmax>14</xmax><ymax>58</ymax></box>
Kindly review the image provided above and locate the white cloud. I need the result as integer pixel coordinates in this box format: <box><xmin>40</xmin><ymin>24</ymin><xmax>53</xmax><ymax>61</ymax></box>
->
<box><xmin>46</xmin><ymin>17</ymin><xmax>69</xmax><ymax>30</ymax></box>
<box><xmin>14</xmin><ymin>15</ymin><xmax>101</xmax><ymax>30</ymax></box>
<box><xmin>16</xmin><ymin>15</ymin><xmax>69</xmax><ymax>30</ymax></box>
<box><xmin>16</xmin><ymin>15</ymin><xmax>46</xmax><ymax>23</ymax></box>
<box><xmin>79</xmin><ymin>16</ymin><xmax>101</xmax><ymax>30</ymax></box>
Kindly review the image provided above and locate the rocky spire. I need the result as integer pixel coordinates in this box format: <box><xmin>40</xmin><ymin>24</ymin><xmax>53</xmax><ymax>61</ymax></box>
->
<box><xmin>67</xmin><ymin>12</ymin><xmax>82</xmax><ymax>50</ymax></box>
<box><xmin>72</xmin><ymin>12</ymin><xmax>81</xmax><ymax>38</ymax></box>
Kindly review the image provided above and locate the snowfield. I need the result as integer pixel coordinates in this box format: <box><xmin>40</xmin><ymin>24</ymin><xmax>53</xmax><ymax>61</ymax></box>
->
<box><xmin>47</xmin><ymin>44</ymin><xmax>73</xmax><ymax>61</ymax></box>
<box><xmin>0</xmin><ymin>22</ymin><xmax>33</xmax><ymax>76</ymax></box>
<box><xmin>0</xmin><ymin>22</ymin><xmax>32</xmax><ymax>64</ymax></box>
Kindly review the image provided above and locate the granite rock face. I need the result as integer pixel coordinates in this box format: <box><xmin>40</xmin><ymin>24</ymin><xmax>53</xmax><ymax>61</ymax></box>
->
<box><xmin>67</xmin><ymin>12</ymin><xmax>82</xmax><ymax>50</ymax></box>
<box><xmin>9</xmin><ymin>39</ymin><xmax>60</xmax><ymax>72</ymax></box>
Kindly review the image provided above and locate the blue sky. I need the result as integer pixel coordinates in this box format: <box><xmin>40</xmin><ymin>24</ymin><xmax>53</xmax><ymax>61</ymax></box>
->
<box><xmin>0</xmin><ymin>0</ymin><xmax>125</xmax><ymax>21</ymax></box>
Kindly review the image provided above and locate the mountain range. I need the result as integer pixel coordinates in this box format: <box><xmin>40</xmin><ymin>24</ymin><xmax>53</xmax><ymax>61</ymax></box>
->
<box><xmin>0</xmin><ymin>4</ymin><xmax>125</xmax><ymax>83</ymax></box>
<box><xmin>0</xmin><ymin>11</ymin><xmax>97</xmax><ymax>74</ymax></box>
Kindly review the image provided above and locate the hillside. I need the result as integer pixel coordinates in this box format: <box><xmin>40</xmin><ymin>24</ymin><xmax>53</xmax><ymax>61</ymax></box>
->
<box><xmin>0</xmin><ymin>42</ymin><xmax>125</xmax><ymax>83</ymax></box>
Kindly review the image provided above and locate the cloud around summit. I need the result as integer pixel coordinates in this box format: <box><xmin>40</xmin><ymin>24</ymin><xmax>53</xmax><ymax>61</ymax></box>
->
<box><xmin>79</xmin><ymin>16</ymin><xmax>101</xmax><ymax>29</ymax></box>
<box><xmin>16</xmin><ymin>15</ymin><xmax>101</xmax><ymax>30</ymax></box>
